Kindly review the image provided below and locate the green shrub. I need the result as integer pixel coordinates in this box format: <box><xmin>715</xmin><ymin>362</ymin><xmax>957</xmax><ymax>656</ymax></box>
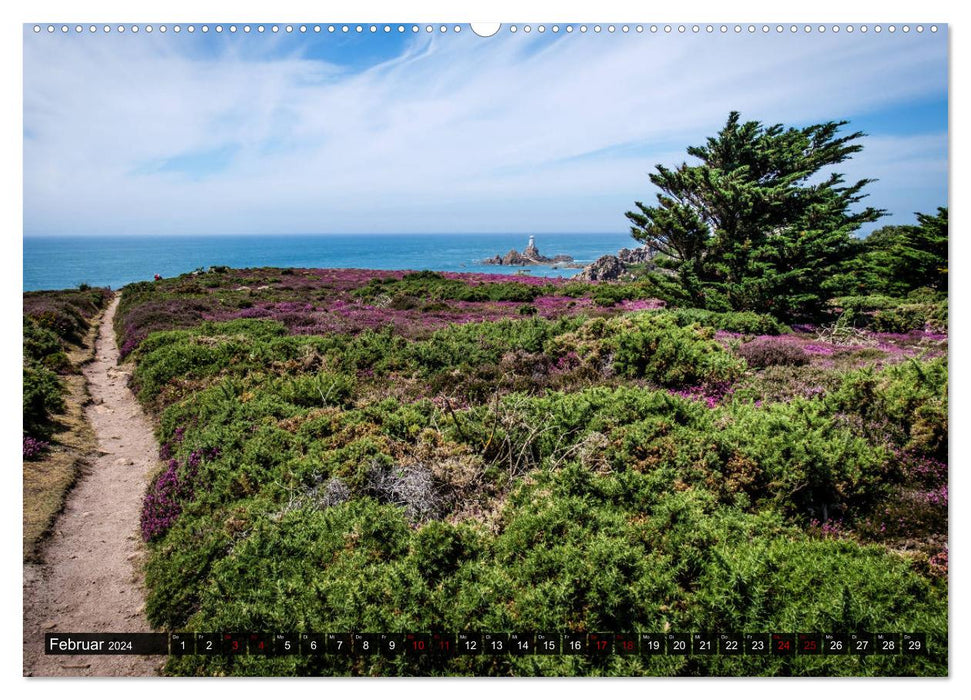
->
<box><xmin>831</xmin><ymin>358</ymin><xmax>947</xmax><ymax>458</ymax></box>
<box><xmin>717</xmin><ymin>399</ymin><xmax>891</xmax><ymax>515</ymax></box>
<box><xmin>830</xmin><ymin>294</ymin><xmax>901</xmax><ymax>312</ymax></box>
<box><xmin>274</xmin><ymin>372</ymin><xmax>355</xmax><ymax>409</ymax></box>
<box><xmin>23</xmin><ymin>364</ymin><xmax>65</xmax><ymax>437</ymax></box>
<box><xmin>353</xmin><ymin>272</ymin><xmax>547</xmax><ymax>304</ymax></box>
<box><xmin>871</xmin><ymin>304</ymin><xmax>931</xmax><ymax>333</ymax></box>
<box><xmin>611</xmin><ymin>315</ymin><xmax>745</xmax><ymax>387</ymax></box>
<box><xmin>30</xmin><ymin>306</ymin><xmax>87</xmax><ymax>344</ymax></box>
<box><xmin>23</xmin><ymin>318</ymin><xmax>69</xmax><ymax>371</ymax></box>
<box><xmin>664</xmin><ymin>308</ymin><xmax>789</xmax><ymax>335</ymax></box>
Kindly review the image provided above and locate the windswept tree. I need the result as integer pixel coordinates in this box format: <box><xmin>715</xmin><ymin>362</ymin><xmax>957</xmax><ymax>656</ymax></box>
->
<box><xmin>851</xmin><ymin>207</ymin><xmax>949</xmax><ymax>296</ymax></box>
<box><xmin>626</xmin><ymin>111</ymin><xmax>884</xmax><ymax>320</ymax></box>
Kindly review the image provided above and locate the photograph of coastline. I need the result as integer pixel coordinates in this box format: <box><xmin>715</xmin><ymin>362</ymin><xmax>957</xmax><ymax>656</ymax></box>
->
<box><xmin>23</xmin><ymin>22</ymin><xmax>947</xmax><ymax>677</ymax></box>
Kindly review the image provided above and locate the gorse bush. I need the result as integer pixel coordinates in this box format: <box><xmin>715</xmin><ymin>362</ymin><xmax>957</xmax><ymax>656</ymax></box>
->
<box><xmin>23</xmin><ymin>365</ymin><xmax>64</xmax><ymax>438</ymax></box>
<box><xmin>662</xmin><ymin>308</ymin><xmax>789</xmax><ymax>335</ymax></box>
<box><xmin>23</xmin><ymin>318</ymin><xmax>69</xmax><ymax>372</ymax></box>
<box><xmin>610</xmin><ymin>314</ymin><xmax>745</xmax><ymax>387</ymax></box>
<box><xmin>831</xmin><ymin>295</ymin><xmax>902</xmax><ymax>312</ymax></box>
<box><xmin>831</xmin><ymin>357</ymin><xmax>947</xmax><ymax>459</ymax></box>
<box><xmin>827</xmin><ymin>294</ymin><xmax>947</xmax><ymax>335</ymax></box>
<box><xmin>154</xmin><ymin>468</ymin><xmax>945</xmax><ymax>677</ymax></box>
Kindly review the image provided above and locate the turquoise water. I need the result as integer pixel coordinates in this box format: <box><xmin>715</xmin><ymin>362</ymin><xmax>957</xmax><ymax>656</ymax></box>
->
<box><xmin>22</xmin><ymin>233</ymin><xmax>635</xmax><ymax>292</ymax></box>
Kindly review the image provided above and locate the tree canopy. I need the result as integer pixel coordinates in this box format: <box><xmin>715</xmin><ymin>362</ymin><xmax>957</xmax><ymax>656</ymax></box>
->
<box><xmin>626</xmin><ymin>111</ymin><xmax>885</xmax><ymax>320</ymax></box>
<box><xmin>851</xmin><ymin>207</ymin><xmax>948</xmax><ymax>296</ymax></box>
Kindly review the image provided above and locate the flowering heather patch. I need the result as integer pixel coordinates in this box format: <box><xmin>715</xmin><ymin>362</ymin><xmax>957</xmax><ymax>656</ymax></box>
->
<box><xmin>717</xmin><ymin>331</ymin><xmax>842</xmax><ymax>359</ymax></box>
<box><xmin>617</xmin><ymin>298</ymin><xmax>666</xmax><ymax>312</ymax></box>
<box><xmin>928</xmin><ymin>545</ymin><xmax>948</xmax><ymax>578</ymax></box>
<box><xmin>140</xmin><ymin>448</ymin><xmax>210</xmax><ymax>541</ymax></box>
<box><xmin>552</xmin><ymin>351</ymin><xmax>581</xmax><ymax>373</ymax></box>
<box><xmin>904</xmin><ymin>454</ymin><xmax>948</xmax><ymax>488</ymax></box>
<box><xmin>668</xmin><ymin>381</ymin><xmax>734</xmax><ymax>408</ymax></box>
<box><xmin>440</xmin><ymin>271</ymin><xmax>567</xmax><ymax>287</ymax></box>
<box><xmin>737</xmin><ymin>336</ymin><xmax>810</xmax><ymax>368</ymax></box>
<box><xmin>916</xmin><ymin>484</ymin><xmax>948</xmax><ymax>508</ymax></box>
<box><xmin>23</xmin><ymin>435</ymin><xmax>49</xmax><ymax>460</ymax></box>
<box><xmin>141</xmin><ymin>459</ymin><xmax>185</xmax><ymax>541</ymax></box>
<box><xmin>119</xmin><ymin>268</ymin><xmax>607</xmax><ymax>352</ymax></box>
<box><xmin>871</xmin><ymin>330</ymin><xmax>948</xmax><ymax>357</ymax></box>
<box><xmin>24</xmin><ymin>287</ymin><xmax>111</xmax><ymax>344</ymax></box>
<box><xmin>802</xmin><ymin>344</ymin><xmax>835</xmax><ymax>356</ymax></box>
<box><xmin>531</xmin><ymin>295</ymin><xmax>596</xmax><ymax>316</ymax></box>
<box><xmin>807</xmin><ymin>518</ymin><xmax>845</xmax><ymax>539</ymax></box>
<box><xmin>718</xmin><ymin>325</ymin><xmax>945</xmax><ymax>369</ymax></box>
<box><xmin>714</xmin><ymin>330</ymin><xmax>745</xmax><ymax>341</ymax></box>
<box><xmin>118</xmin><ymin>298</ymin><xmax>220</xmax><ymax>358</ymax></box>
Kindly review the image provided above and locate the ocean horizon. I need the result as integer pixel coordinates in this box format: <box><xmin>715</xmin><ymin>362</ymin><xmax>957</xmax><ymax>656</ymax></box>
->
<box><xmin>22</xmin><ymin>232</ymin><xmax>637</xmax><ymax>292</ymax></box>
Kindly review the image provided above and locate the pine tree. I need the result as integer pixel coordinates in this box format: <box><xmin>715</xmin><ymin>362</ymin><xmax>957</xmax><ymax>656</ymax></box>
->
<box><xmin>626</xmin><ymin>111</ymin><xmax>885</xmax><ymax>320</ymax></box>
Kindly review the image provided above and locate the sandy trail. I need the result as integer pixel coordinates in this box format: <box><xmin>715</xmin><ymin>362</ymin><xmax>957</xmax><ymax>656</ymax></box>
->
<box><xmin>23</xmin><ymin>295</ymin><xmax>163</xmax><ymax>676</ymax></box>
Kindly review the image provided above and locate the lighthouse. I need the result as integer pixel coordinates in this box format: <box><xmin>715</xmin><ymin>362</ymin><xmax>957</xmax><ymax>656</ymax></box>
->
<box><xmin>526</xmin><ymin>235</ymin><xmax>537</xmax><ymax>254</ymax></box>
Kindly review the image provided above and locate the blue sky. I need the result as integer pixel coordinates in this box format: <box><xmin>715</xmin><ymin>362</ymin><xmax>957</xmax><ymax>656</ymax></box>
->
<box><xmin>23</xmin><ymin>24</ymin><xmax>948</xmax><ymax>236</ymax></box>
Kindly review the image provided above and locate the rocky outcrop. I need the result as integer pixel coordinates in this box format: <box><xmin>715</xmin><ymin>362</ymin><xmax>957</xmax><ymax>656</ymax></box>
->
<box><xmin>617</xmin><ymin>247</ymin><xmax>655</xmax><ymax>265</ymax></box>
<box><xmin>483</xmin><ymin>237</ymin><xmax>578</xmax><ymax>267</ymax></box>
<box><xmin>575</xmin><ymin>245</ymin><xmax>656</xmax><ymax>281</ymax></box>
<box><xmin>575</xmin><ymin>255</ymin><xmax>628</xmax><ymax>281</ymax></box>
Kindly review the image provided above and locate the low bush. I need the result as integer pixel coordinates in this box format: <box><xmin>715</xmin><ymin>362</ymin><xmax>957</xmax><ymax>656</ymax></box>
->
<box><xmin>664</xmin><ymin>308</ymin><xmax>789</xmax><ymax>335</ymax></box>
<box><xmin>871</xmin><ymin>303</ymin><xmax>945</xmax><ymax>333</ymax></box>
<box><xmin>736</xmin><ymin>337</ymin><xmax>809</xmax><ymax>368</ymax></box>
<box><xmin>831</xmin><ymin>358</ymin><xmax>947</xmax><ymax>459</ymax></box>
<box><xmin>611</xmin><ymin>314</ymin><xmax>746</xmax><ymax>387</ymax></box>
<box><xmin>23</xmin><ymin>318</ymin><xmax>69</xmax><ymax>372</ymax></box>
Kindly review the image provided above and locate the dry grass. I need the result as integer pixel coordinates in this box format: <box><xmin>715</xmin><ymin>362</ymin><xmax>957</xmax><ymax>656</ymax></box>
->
<box><xmin>22</xmin><ymin>313</ymin><xmax>101</xmax><ymax>561</ymax></box>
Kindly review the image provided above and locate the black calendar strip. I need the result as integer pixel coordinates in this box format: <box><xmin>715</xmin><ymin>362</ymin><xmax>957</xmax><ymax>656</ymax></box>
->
<box><xmin>45</xmin><ymin>632</ymin><xmax>928</xmax><ymax>656</ymax></box>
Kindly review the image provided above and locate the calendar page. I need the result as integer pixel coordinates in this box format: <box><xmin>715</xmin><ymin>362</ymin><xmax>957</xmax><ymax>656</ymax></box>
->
<box><xmin>21</xmin><ymin>18</ymin><xmax>948</xmax><ymax>679</ymax></box>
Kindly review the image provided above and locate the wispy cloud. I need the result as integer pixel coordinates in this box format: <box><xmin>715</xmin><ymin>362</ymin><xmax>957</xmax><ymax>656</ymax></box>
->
<box><xmin>23</xmin><ymin>27</ymin><xmax>947</xmax><ymax>235</ymax></box>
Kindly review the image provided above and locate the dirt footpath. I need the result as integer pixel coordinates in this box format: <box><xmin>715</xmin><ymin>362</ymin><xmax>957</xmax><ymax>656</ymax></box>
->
<box><xmin>23</xmin><ymin>295</ymin><xmax>163</xmax><ymax>676</ymax></box>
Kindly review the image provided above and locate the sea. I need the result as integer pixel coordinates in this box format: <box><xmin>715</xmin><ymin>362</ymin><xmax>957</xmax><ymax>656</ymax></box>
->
<box><xmin>22</xmin><ymin>233</ymin><xmax>636</xmax><ymax>292</ymax></box>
